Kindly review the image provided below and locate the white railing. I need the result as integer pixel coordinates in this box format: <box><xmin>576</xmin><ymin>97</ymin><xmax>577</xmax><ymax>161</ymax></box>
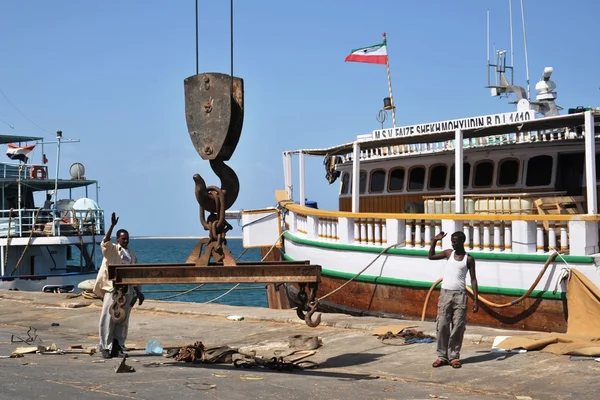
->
<box><xmin>286</xmin><ymin>208</ymin><xmax>600</xmax><ymax>256</ymax></box>
<box><xmin>353</xmin><ymin>218</ymin><xmax>385</xmax><ymax>246</ymax></box>
<box><xmin>339</xmin><ymin>128</ymin><xmax>587</xmax><ymax>163</ymax></box>
<box><xmin>0</xmin><ymin>208</ymin><xmax>105</xmax><ymax>238</ymax></box>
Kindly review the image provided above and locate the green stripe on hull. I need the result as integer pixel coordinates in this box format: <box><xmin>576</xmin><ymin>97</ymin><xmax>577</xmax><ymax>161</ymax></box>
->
<box><xmin>282</xmin><ymin>236</ymin><xmax>567</xmax><ymax>300</ymax></box>
<box><xmin>283</xmin><ymin>231</ymin><xmax>594</xmax><ymax>263</ymax></box>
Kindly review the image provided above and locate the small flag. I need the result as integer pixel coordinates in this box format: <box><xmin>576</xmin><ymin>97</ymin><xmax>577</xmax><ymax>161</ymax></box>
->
<box><xmin>344</xmin><ymin>41</ymin><xmax>388</xmax><ymax>65</ymax></box>
<box><xmin>43</xmin><ymin>153</ymin><xmax>48</xmax><ymax>164</ymax></box>
<box><xmin>6</xmin><ymin>143</ymin><xmax>35</xmax><ymax>163</ymax></box>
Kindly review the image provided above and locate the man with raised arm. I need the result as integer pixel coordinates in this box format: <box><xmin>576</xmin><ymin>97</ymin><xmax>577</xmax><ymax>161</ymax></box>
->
<box><xmin>93</xmin><ymin>212</ymin><xmax>144</xmax><ymax>359</ymax></box>
<box><xmin>428</xmin><ymin>231</ymin><xmax>478</xmax><ymax>369</ymax></box>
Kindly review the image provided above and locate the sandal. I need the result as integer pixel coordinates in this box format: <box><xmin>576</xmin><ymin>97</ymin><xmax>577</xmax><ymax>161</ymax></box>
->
<box><xmin>450</xmin><ymin>360</ymin><xmax>462</xmax><ymax>369</ymax></box>
<box><xmin>432</xmin><ymin>359</ymin><xmax>448</xmax><ymax>368</ymax></box>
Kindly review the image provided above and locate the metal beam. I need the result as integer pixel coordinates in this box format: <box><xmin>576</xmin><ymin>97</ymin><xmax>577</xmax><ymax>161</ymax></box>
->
<box><xmin>108</xmin><ymin>262</ymin><xmax>321</xmax><ymax>285</ymax></box>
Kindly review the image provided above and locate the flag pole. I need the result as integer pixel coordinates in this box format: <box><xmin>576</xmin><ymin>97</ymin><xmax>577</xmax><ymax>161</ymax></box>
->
<box><xmin>383</xmin><ymin>32</ymin><xmax>396</xmax><ymax>128</ymax></box>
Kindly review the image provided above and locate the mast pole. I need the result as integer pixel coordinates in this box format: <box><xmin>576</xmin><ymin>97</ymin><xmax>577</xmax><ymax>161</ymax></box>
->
<box><xmin>383</xmin><ymin>32</ymin><xmax>396</xmax><ymax>128</ymax></box>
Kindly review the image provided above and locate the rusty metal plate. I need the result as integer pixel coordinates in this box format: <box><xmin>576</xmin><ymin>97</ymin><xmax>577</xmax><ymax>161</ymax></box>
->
<box><xmin>184</xmin><ymin>73</ymin><xmax>244</xmax><ymax>161</ymax></box>
<box><xmin>108</xmin><ymin>262</ymin><xmax>320</xmax><ymax>285</ymax></box>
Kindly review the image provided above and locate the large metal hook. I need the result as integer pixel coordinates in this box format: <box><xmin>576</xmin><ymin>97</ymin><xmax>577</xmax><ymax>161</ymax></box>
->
<box><xmin>193</xmin><ymin>158</ymin><xmax>239</xmax><ymax>214</ymax></box>
<box><xmin>304</xmin><ymin>301</ymin><xmax>322</xmax><ymax>328</ymax></box>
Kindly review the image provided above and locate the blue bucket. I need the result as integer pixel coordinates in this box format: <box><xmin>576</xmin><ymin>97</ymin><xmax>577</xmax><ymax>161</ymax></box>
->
<box><xmin>296</xmin><ymin>200</ymin><xmax>318</xmax><ymax>209</ymax></box>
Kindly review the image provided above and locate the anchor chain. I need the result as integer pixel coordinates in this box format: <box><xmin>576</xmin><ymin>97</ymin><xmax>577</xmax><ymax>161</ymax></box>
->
<box><xmin>191</xmin><ymin>158</ymin><xmax>238</xmax><ymax>266</ymax></box>
<box><xmin>109</xmin><ymin>286</ymin><xmax>128</xmax><ymax>324</ymax></box>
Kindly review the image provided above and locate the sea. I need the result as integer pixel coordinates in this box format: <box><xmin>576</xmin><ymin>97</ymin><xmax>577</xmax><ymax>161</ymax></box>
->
<box><xmin>123</xmin><ymin>238</ymin><xmax>268</xmax><ymax>308</ymax></box>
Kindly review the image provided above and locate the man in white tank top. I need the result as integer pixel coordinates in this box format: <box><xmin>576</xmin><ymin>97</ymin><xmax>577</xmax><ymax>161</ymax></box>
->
<box><xmin>428</xmin><ymin>231</ymin><xmax>479</xmax><ymax>369</ymax></box>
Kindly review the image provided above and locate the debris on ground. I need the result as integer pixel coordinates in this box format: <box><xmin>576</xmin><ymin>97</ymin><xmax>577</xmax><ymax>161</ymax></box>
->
<box><xmin>114</xmin><ymin>357</ymin><xmax>135</xmax><ymax>373</ymax></box>
<box><xmin>377</xmin><ymin>329</ymin><xmax>436</xmax><ymax>346</ymax></box>
<box><xmin>288</xmin><ymin>335</ymin><xmax>321</xmax><ymax>350</ymax></box>
<box><xmin>232</xmin><ymin>354</ymin><xmax>318</xmax><ymax>371</ymax></box>
<box><xmin>165</xmin><ymin>339</ymin><xmax>319</xmax><ymax>372</ymax></box>
<box><xmin>37</xmin><ymin>344</ymin><xmax>64</xmax><ymax>354</ymax></box>
<box><xmin>371</xmin><ymin>324</ymin><xmax>418</xmax><ymax>336</ymax></box>
<box><xmin>174</xmin><ymin>341</ymin><xmax>206</xmax><ymax>363</ymax></box>
<box><xmin>10</xmin><ymin>327</ymin><xmax>40</xmax><ymax>344</ymax></box>
<box><xmin>12</xmin><ymin>346</ymin><xmax>38</xmax><ymax>355</ymax></box>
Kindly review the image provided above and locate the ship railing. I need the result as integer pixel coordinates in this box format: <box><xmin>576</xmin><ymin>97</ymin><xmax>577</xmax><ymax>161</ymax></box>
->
<box><xmin>284</xmin><ymin>204</ymin><xmax>600</xmax><ymax>257</ymax></box>
<box><xmin>0</xmin><ymin>208</ymin><xmax>105</xmax><ymax>238</ymax></box>
<box><xmin>339</xmin><ymin>128</ymin><xmax>588</xmax><ymax>162</ymax></box>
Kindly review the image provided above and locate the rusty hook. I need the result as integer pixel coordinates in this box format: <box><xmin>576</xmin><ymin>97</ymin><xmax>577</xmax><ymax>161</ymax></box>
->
<box><xmin>304</xmin><ymin>301</ymin><xmax>322</xmax><ymax>328</ymax></box>
<box><xmin>193</xmin><ymin>158</ymin><xmax>239</xmax><ymax>213</ymax></box>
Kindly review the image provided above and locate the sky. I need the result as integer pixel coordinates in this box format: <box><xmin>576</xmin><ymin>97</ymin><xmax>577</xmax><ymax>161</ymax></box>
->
<box><xmin>0</xmin><ymin>0</ymin><xmax>598</xmax><ymax>237</ymax></box>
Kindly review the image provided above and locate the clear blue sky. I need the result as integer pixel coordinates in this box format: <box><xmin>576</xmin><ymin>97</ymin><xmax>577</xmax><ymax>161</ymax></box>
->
<box><xmin>0</xmin><ymin>1</ymin><xmax>598</xmax><ymax>236</ymax></box>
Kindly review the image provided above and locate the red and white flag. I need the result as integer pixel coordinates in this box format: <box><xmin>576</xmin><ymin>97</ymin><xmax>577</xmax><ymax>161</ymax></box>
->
<box><xmin>6</xmin><ymin>143</ymin><xmax>35</xmax><ymax>163</ymax></box>
<box><xmin>344</xmin><ymin>40</ymin><xmax>388</xmax><ymax>65</ymax></box>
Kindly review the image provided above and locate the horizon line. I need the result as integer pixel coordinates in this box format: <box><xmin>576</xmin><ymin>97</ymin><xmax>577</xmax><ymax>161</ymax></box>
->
<box><xmin>131</xmin><ymin>236</ymin><xmax>243</xmax><ymax>240</ymax></box>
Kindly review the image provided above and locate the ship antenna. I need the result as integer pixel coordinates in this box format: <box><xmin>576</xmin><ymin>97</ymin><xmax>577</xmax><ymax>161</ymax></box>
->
<box><xmin>509</xmin><ymin>0</ymin><xmax>514</xmax><ymax>86</ymax></box>
<box><xmin>520</xmin><ymin>0</ymin><xmax>531</xmax><ymax>100</ymax></box>
<box><xmin>486</xmin><ymin>9</ymin><xmax>490</xmax><ymax>69</ymax></box>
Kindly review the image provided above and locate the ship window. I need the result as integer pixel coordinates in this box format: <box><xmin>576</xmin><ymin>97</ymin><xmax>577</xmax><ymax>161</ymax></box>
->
<box><xmin>473</xmin><ymin>161</ymin><xmax>494</xmax><ymax>187</ymax></box>
<box><xmin>428</xmin><ymin>164</ymin><xmax>448</xmax><ymax>190</ymax></box>
<box><xmin>340</xmin><ymin>172</ymin><xmax>350</xmax><ymax>195</ymax></box>
<box><xmin>369</xmin><ymin>169</ymin><xmax>386</xmax><ymax>193</ymax></box>
<box><xmin>498</xmin><ymin>159</ymin><xmax>520</xmax><ymax>186</ymax></box>
<box><xmin>388</xmin><ymin>167</ymin><xmax>405</xmax><ymax>192</ymax></box>
<box><xmin>526</xmin><ymin>155</ymin><xmax>553</xmax><ymax>186</ymax></box>
<box><xmin>408</xmin><ymin>166</ymin><xmax>426</xmax><ymax>191</ymax></box>
<box><xmin>359</xmin><ymin>170</ymin><xmax>367</xmax><ymax>194</ymax></box>
<box><xmin>449</xmin><ymin>163</ymin><xmax>471</xmax><ymax>189</ymax></box>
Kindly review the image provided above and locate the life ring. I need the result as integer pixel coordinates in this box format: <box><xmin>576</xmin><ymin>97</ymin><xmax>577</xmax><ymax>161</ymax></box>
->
<box><xmin>30</xmin><ymin>165</ymin><xmax>47</xmax><ymax>180</ymax></box>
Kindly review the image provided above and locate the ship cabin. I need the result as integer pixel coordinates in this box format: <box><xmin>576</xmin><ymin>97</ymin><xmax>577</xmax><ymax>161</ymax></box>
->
<box><xmin>282</xmin><ymin>109</ymin><xmax>600</xmax><ymax>256</ymax></box>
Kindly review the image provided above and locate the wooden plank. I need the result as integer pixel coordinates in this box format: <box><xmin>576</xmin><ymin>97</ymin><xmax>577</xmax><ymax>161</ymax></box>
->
<box><xmin>109</xmin><ymin>263</ymin><xmax>321</xmax><ymax>285</ymax></box>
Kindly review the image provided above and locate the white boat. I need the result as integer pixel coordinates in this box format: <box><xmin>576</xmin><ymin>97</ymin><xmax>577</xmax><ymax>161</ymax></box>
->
<box><xmin>0</xmin><ymin>131</ymin><xmax>104</xmax><ymax>293</ymax></box>
<box><xmin>241</xmin><ymin>9</ymin><xmax>600</xmax><ymax>332</ymax></box>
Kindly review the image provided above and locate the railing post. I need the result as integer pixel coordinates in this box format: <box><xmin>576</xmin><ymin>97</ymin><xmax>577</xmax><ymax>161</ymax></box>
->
<box><xmin>338</xmin><ymin>217</ymin><xmax>353</xmax><ymax>244</ymax></box>
<box><xmin>386</xmin><ymin>218</ymin><xmax>405</xmax><ymax>246</ymax></box>
<box><xmin>568</xmin><ymin>220</ymin><xmax>599</xmax><ymax>255</ymax></box>
<box><xmin>306</xmin><ymin>215</ymin><xmax>318</xmax><ymax>240</ymax></box>
<box><xmin>289</xmin><ymin>211</ymin><xmax>297</xmax><ymax>234</ymax></box>
<box><xmin>512</xmin><ymin>220</ymin><xmax>536</xmax><ymax>253</ymax></box>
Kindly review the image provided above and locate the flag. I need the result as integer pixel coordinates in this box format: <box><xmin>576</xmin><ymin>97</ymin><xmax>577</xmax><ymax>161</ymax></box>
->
<box><xmin>43</xmin><ymin>153</ymin><xmax>48</xmax><ymax>164</ymax></box>
<box><xmin>6</xmin><ymin>143</ymin><xmax>35</xmax><ymax>163</ymax></box>
<box><xmin>344</xmin><ymin>41</ymin><xmax>388</xmax><ymax>65</ymax></box>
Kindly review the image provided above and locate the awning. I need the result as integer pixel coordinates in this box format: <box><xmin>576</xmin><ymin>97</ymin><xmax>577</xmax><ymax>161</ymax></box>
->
<box><xmin>0</xmin><ymin>179</ymin><xmax>97</xmax><ymax>191</ymax></box>
<box><xmin>289</xmin><ymin>111</ymin><xmax>600</xmax><ymax>157</ymax></box>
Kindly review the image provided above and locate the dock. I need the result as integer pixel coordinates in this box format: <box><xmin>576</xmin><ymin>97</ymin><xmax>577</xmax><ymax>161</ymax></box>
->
<box><xmin>0</xmin><ymin>290</ymin><xmax>596</xmax><ymax>400</ymax></box>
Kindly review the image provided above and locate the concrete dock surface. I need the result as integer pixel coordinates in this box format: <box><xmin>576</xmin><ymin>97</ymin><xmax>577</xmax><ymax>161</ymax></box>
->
<box><xmin>0</xmin><ymin>290</ymin><xmax>597</xmax><ymax>400</ymax></box>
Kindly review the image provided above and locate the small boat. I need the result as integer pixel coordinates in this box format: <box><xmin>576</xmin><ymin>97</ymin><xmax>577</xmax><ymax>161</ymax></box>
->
<box><xmin>0</xmin><ymin>131</ymin><xmax>104</xmax><ymax>293</ymax></box>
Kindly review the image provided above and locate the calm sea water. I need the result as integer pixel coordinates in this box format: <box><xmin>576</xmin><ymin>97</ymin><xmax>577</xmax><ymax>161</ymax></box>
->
<box><xmin>124</xmin><ymin>238</ymin><xmax>268</xmax><ymax>307</ymax></box>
